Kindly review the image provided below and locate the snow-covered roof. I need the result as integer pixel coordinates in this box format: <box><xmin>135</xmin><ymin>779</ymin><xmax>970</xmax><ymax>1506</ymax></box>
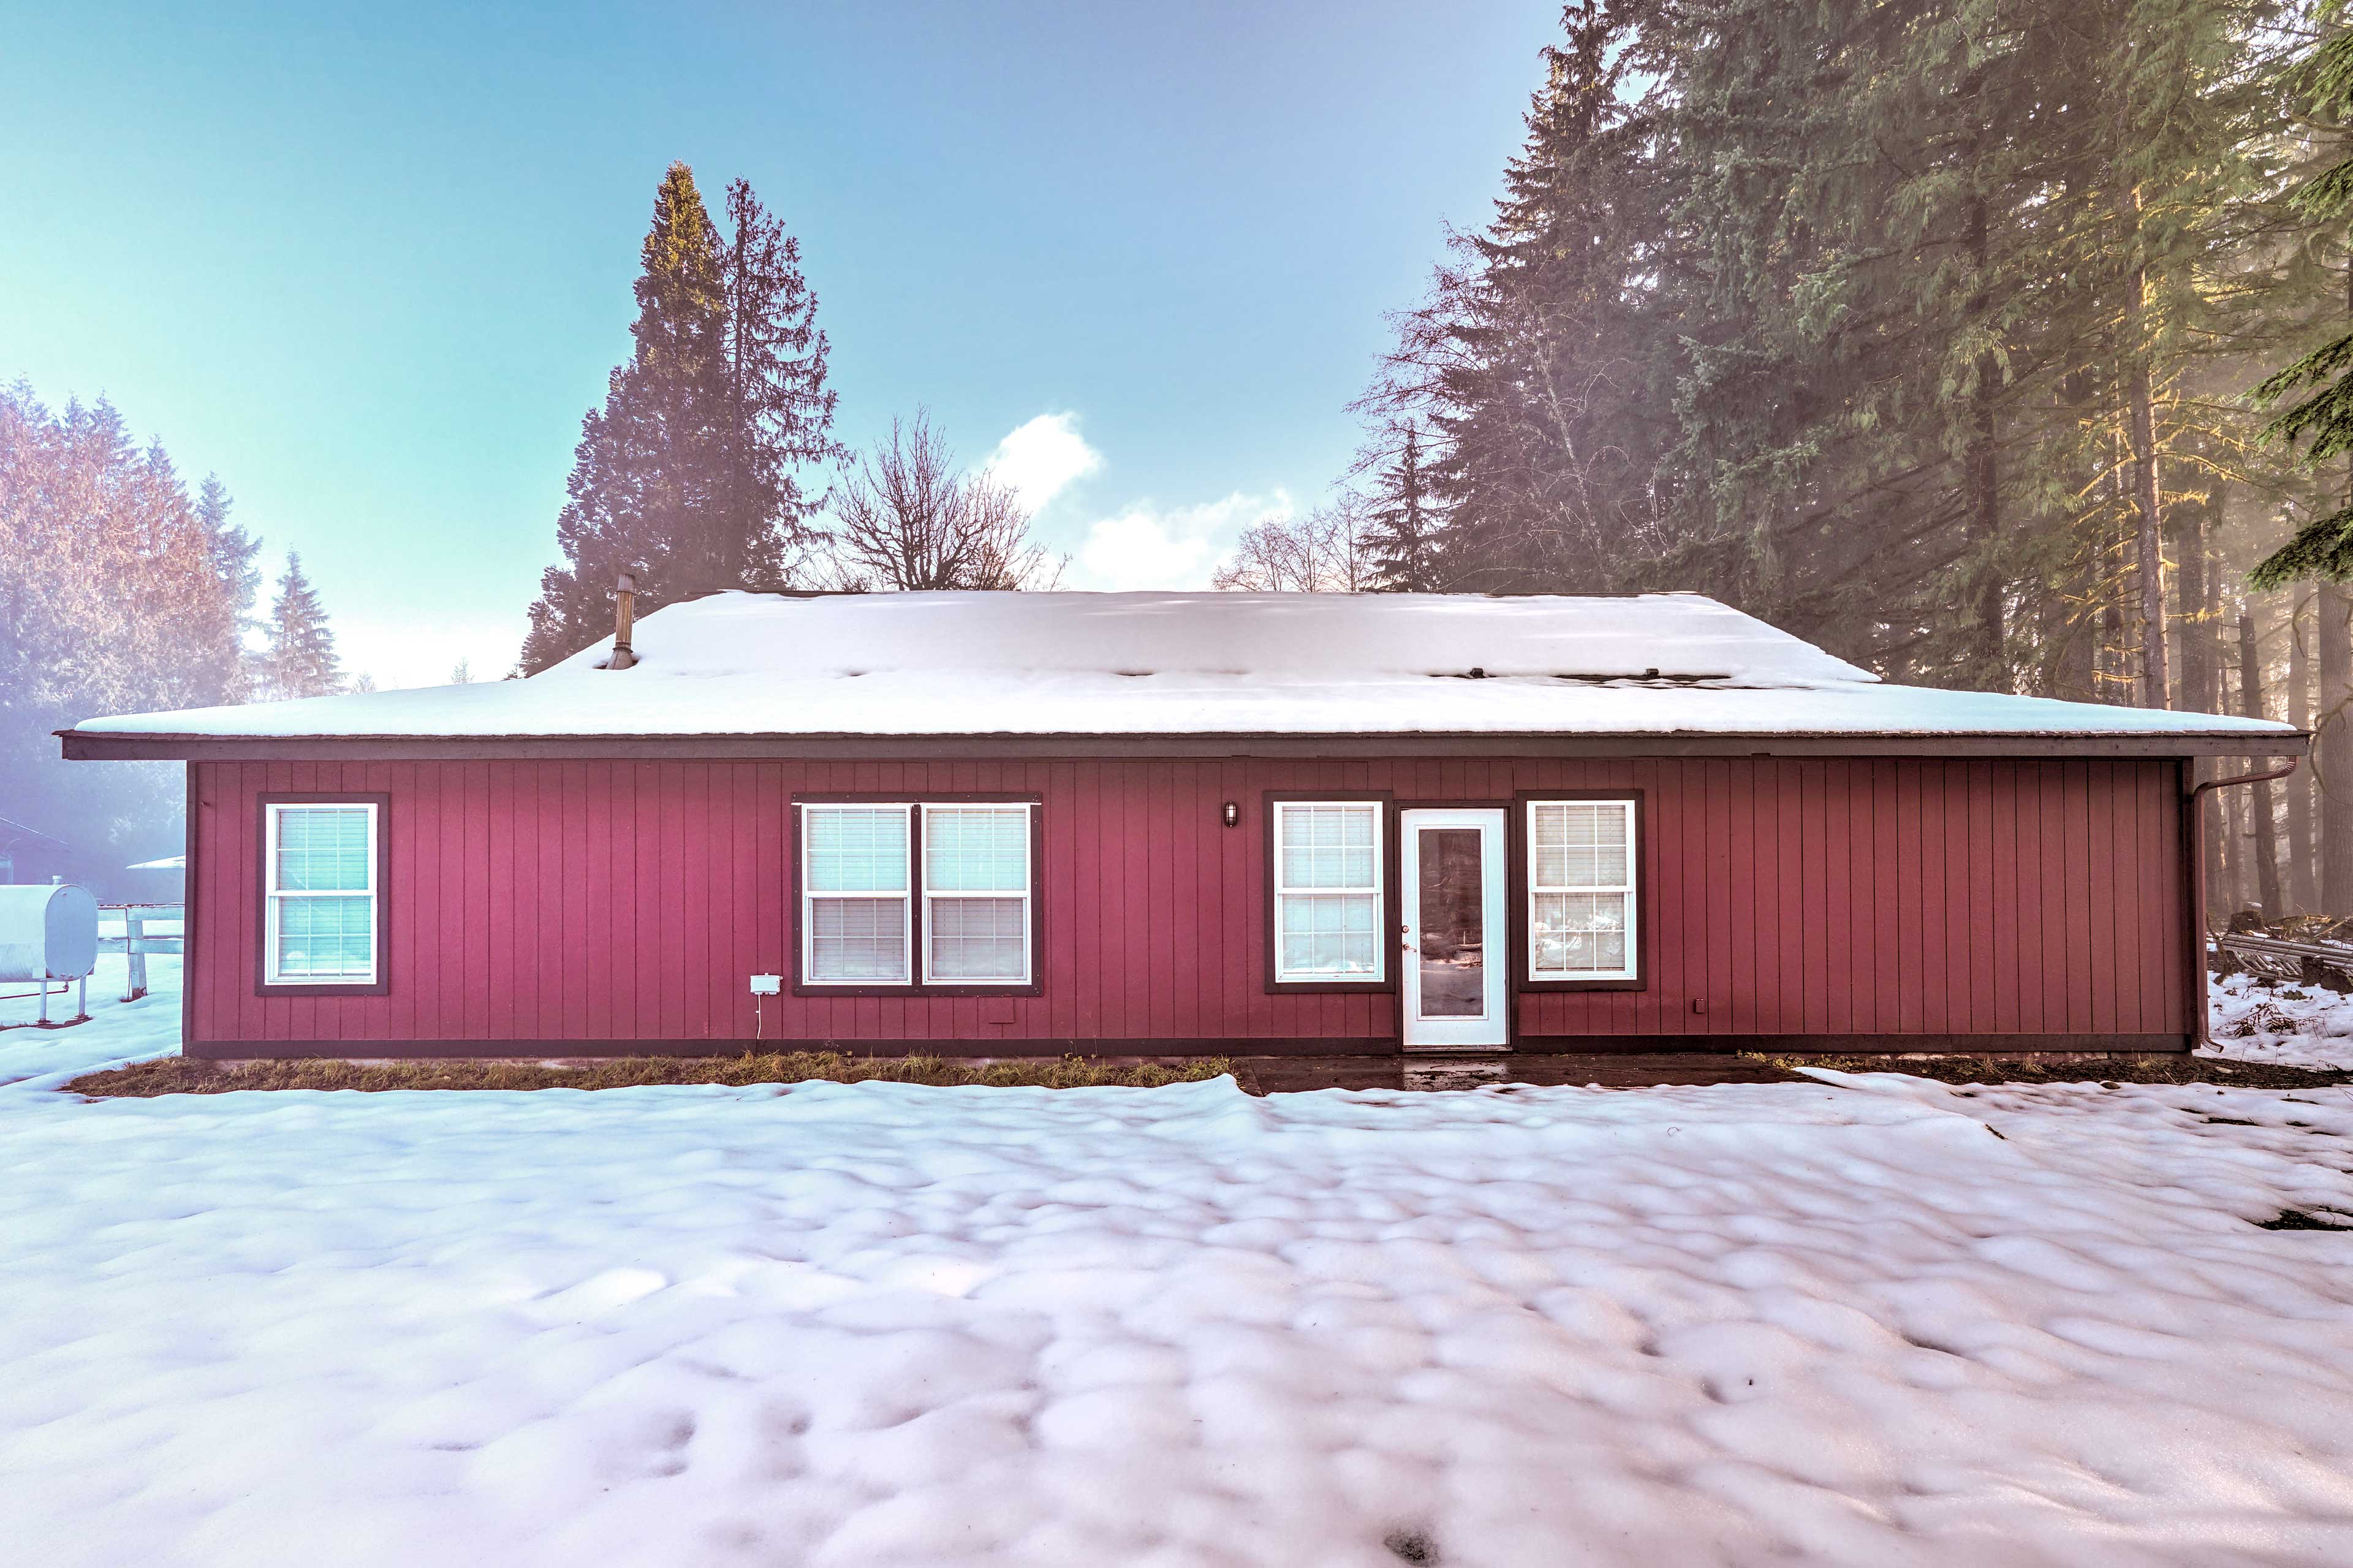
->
<box><xmin>67</xmin><ymin>590</ymin><xmax>2299</xmax><ymax>751</ymax></box>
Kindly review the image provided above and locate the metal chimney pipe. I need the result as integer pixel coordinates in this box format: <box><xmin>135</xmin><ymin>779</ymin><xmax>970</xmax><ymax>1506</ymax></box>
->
<box><xmin>610</xmin><ymin>571</ymin><xmax>638</xmax><ymax>670</ymax></box>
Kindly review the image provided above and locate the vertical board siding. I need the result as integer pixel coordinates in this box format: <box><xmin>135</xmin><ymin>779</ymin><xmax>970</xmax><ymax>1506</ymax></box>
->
<box><xmin>189</xmin><ymin>755</ymin><xmax>2190</xmax><ymax>1048</ymax></box>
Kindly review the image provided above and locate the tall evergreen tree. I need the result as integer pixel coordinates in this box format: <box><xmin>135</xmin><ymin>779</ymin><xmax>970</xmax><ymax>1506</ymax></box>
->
<box><xmin>257</xmin><ymin>552</ymin><xmax>343</xmax><ymax>699</ymax></box>
<box><xmin>1360</xmin><ymin>0</ymin><xmax>1680</xmax><ymax>594</ymax></box>
<box><xmin>717</xmin><ymin>176</ymin><xmax>842</xmax><ymax>586</ymax></box>
<box><xmin>521</xmin><ymin>163</ymin><xmax>839</xmax><ymax>672</ymax></box>
<box><xmin>2249</xmin><ymin>3</ymin><xmax>2353</xmax><ymax>906</ymax></box>
<box><xmin>1363</xmin><ymin>424</ymin><xmax>1444</xmax><ymax>590</ymax></box>
<box><xmin>2251</xmin><ymin>6</ymin><xmax>2353</xmax><ymax>585</ymax></box>
<box><xmin>193</xmin><ymin>473</ymin><xmax>262</xmax><ymax>696</ymax></box>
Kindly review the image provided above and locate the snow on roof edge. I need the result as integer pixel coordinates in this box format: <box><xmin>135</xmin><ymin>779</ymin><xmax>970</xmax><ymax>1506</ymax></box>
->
<box><xmin>62</xmin><ymin>591</ymin><xmax>2303</xmax><ymax>745</ymax></box>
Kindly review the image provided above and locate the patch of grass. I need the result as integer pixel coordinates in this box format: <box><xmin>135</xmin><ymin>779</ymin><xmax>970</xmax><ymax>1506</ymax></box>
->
<box><xmin>1744</xmin><ymin>1052</ymin><xmax>2353</xmax><ymax>1089</ymax></box>
<box><xmin>2259</xmin><ymin>1208</ymin><xmax>2353</xmax><ymax>1232</ymax></box>
<box><xmin>1382</xmin><ymin>1529</ymin><xmax>1440</xmax><ymax>1565</ymax></box>
<box><xmin>66</xmin><ymin>1051</ymin><xmax>1235</xmax><ymax>1098</ymax></box>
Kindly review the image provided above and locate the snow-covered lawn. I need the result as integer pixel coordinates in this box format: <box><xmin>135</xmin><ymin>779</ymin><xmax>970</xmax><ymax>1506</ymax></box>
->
<box><xmin>6</xmin><ymin>971</ymin><xmax>2353</xmax><ymax>1565</ymax></box>
<box><xmin>0</xmin><ymin>949</ymin><xmax>184</xmax><ymax>1088</ymax></box>
<box><xmin>2203</xmin><ymin>971</ymin><xmax>2353</xmax><ymax>1072</ymax></box>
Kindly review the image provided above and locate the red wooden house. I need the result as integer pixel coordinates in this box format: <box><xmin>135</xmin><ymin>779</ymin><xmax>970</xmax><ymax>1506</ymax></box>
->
<box><xmin>63</xmin><ymin>591</ymin><xmax>2300</xmax><ymax>1061</ymax></box>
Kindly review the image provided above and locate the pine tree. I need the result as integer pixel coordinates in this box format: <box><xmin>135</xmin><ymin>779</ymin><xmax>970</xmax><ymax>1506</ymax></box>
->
<box><xmin>718</xmin><ymin>176</ymin><xmax>842</xmax><ymax>586</ymax></box>
<box><xmin>2251</xmin><ymin>8</ymin><xmax>2353</xmax><ymax>586</ymax></box>
<box><xmin>1360</xmin><ymin>0</ymin><xmax>1680</xmax><ymax>595</ymax></box>
<box><xmin>521</xmin><ymin>164</ymin><xmax>730</xmax><ymax>672</ymax></box>
<box><xmin>1639</xmin><ymin>0</ymin><xmax>2052</xmax><ymax>677</ymax></box>
<box><xmin>257</xmin><ymin>552</ymin><xmax>343</xmax><ymax>699</ymax></box>
<box><xmin>1363</xmin><ymin>425</ymin><xmax>1442</xmax><ymax>590</ymax></box>
<box><xmin>192</xmin><ymin>474</ymin><xmax>262</xmax><ymax>697</ymax></box>
<box><xmin>521</xmin><ymin>163</ymin><xmax>839</xmax><ymax>672</ymax></box>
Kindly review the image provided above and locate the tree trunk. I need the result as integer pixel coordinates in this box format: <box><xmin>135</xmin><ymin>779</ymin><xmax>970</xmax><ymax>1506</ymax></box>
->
<box><xmin>2123</xmin><ymin>382</ymin><xmax>2167</xmax><ymax>706</ymax></box>
<box><xmin>2048</xmin><ymin>585</ymin><xmax>2095</xmax><ymax>701</ymax></box>
<box><xmin>2322</xmin><ymin>583</ymin><xmax>2353</xmax><ymax>912</ymax></box>
<box><xmin>2238</xmin><ymin>607</ymin><xmax>2283</xmax><ymax>916</ymax></box>
<box><xmin>2222</xmin><ymin>786</ymin><xmax>2249</xmax><ymax>920</ymax></box>
<box><xmin>2173</xmin><ymin>496</ymin><xmax>2210</xmax><ymax>713</ymax></box>
<box><xmin>2287</xmin><ymin>594</ymin><xmax>2318</xmax><ymax>913</ymax></box>
<box><xmin>2114</xmin><ymin>155</ymin><xmax>2168</xmax><ymax>707</ymax></box>
<box><xmin>1965</xmin><ymin>186</ymin><xmax>2003</xmax><ymax>685</ymax></box>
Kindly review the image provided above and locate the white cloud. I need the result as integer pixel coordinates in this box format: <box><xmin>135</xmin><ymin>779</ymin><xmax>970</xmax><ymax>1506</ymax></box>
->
<box><xmin>983</xmin><ymin>412</ymin><xmax>1103</xmax><ymax>515</ymax></box>
<box><xmin>1070</xmin><ymin>490</ymin><xmax>1294</xmax><ymax>591</ymax></box>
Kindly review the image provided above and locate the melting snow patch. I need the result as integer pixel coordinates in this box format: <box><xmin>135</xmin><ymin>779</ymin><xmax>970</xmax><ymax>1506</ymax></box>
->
<box><xmin>2202</xmin><ymin>971</ymin><xmax>2353</xmax><ymax>1070</ymax></box>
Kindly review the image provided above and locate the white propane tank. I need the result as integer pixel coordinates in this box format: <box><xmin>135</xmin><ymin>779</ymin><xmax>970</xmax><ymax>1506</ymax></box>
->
<box><xmin>0</xmin><ymin>883</ymin><xmax>100</xmax><ymax>982</ymax></box>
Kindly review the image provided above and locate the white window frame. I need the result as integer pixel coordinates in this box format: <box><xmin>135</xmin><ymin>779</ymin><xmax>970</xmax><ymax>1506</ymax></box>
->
<box><xmin>919</xmin><ymin>803</ymin><xmax>1034</xmax><ymax>987</ymax></box>
<box><xmin>800</xmin><ymin>803</ymin><xmax>915</xmax><ymax>987</ymax></box>
<box><xmin>1525</xmin><ymin>797</ymin><xmax>1639</xmax><ymax>983</ymax></box>
<box><xmin>1271</xmin><ymin>798</ymin><xmax>1386</xmax><ymax>985</ymax></box>
<box><xmin>798</xmin><ymin>801</ymin><xmax>1038</xmax><ymax>989</ymax></box>
<box><xmin>262</xmin><ymin>800</ymin><xmax>381</xmax><ymax>987</ymax></box>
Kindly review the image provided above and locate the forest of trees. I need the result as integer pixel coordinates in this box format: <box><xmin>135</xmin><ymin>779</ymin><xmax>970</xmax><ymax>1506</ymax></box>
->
<box><xmin>1248</xmin><ymin>0</ymin><xmax>2353</xmax><ymax>919</ymax></box>
<box><xmin>19</xmin><ymin>10</ymin><xmax>2353</xmax><ymax>917</ymax></box>
<box><xmin>0</xmin><ymin>381</ymin><xmax>356</xmax><ymax>876</ymax></box>
<box><xmin>517</xmin><ymin>163</ymin><xmax>1071</xmax><ymax>672</ymax></box>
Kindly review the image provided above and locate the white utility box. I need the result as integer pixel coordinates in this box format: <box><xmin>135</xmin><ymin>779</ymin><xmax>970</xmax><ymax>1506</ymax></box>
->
<box><xmin>0</xmin><ymin>882</ymin><xmax>99</xmax><ymax>1026</ymax></box>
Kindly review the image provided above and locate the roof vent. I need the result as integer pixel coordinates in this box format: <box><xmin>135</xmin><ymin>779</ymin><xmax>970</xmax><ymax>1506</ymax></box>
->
<box><xmin>610</xmin><ymin>572</ymin><xmax>638</xmax><ymax>671</ymax></box>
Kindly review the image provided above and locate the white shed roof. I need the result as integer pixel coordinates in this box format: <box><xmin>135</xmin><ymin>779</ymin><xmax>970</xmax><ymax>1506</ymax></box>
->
<box><xmin>67</xmin><ymin>590</ymin><xmax>2298</xmax><ymax>751</ymax></box>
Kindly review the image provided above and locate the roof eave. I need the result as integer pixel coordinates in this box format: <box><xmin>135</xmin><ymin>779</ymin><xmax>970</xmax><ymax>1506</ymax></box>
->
<box><xmin>58</xmin><ymin>728</ymin><xmax>2311</xmax><ymax>763</ymax></box>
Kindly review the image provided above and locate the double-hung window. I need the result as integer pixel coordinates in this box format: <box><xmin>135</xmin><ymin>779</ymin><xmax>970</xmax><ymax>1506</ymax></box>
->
<box><xmin>1526</xmin><ymin>798</ymin><xmax>1638</xmax><ymax>982</ymax></box>
<box><xmin>801</xmin><ymin>805</ymin><xmax>914</xmax><ymax>983</ymax></box>
<box><xmin>922</xmin><ymin>804</ymin><xmax>1032</xmax><ymax>983</ymax></box>
<box><xmin>262</xmin><ymin>800</ymin><xmax>382</xmax><ymax>987</ymax></box>
<box><xmin>798</xmin><ymin>801</ymin><xmax>1037</xmax><ymax>989</ymax></box>
<box><xmin>1270</xmin><ymin>800</ymin><xmax>1384</xmax><ymax>983</ymax></box>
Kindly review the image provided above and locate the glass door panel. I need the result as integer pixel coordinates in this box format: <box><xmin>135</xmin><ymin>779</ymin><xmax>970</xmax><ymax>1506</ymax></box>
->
<box><xmin>1415</xmin><ymin>828</ymin><xmax>1485</xmax><ymax>1018</ymax></box>
<box><xmin>1401</xmin><ymin>808</ymin><xmax>1507</xmax><ymax>1048</ymax></box>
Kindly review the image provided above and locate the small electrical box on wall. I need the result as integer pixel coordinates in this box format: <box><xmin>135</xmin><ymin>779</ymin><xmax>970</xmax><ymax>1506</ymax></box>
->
<box><xmin>749</xmin><ymin>974</ymin><xmax>782</xmax><ymax>995</ymax></box>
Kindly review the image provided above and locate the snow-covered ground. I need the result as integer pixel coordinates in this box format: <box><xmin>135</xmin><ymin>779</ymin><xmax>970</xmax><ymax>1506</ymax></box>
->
<box><xmin>0</xmin><ymin>947</ymin><xmax>183</xmax><ymax>1088</ymax></box>
<box><xmin>6</xmin><ymin>971</ymin><xmax>2353</xmax><ymax>1564</ymax></box>
<box><xmin>2202</xmin><ymin>971</ymin><xmax>2353</xmax><ymax>1071</ymax></box>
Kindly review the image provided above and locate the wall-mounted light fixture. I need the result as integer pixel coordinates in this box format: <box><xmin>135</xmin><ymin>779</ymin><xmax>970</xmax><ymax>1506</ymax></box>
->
<box><xmin>1221</xmin><ymin>801</ymin><xmax>1239</xmax><ymax>828</ymax></box>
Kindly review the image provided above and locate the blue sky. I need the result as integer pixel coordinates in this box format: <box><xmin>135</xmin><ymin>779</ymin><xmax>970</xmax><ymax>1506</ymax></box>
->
<box><xmin>4</xmin><ymin>1</ymin><xmax>1559</xmax><ymax>686</ymax></box>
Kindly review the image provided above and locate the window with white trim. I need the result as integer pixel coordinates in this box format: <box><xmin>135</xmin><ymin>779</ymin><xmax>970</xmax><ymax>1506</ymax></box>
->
<box><xmin>264</xmin><ymin>801</ymin><xmax>380</xmax><ymax>985</ymax></box>
<box><xmin>1271</xmin><ymin>800</ymin><xmax>1384</xmax><ymax>983</ymax></box>
<box><xmin>801</xmin><ymin>805</ymin><xmax>914</xmax><ymax>983</ymax></box>
<box><xmin>798</xmin><ymin>801</ymin><xmax>1036</xmax><ymax>987</ymax></box>
<box><xmin>1527</xmin><ymin>798</ymin><xmax>1637</xmax><ymax>980</ymax></box>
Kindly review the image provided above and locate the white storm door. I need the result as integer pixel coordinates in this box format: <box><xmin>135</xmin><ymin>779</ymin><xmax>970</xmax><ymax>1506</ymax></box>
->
<box><xmin>1400</xmin><ymin>808</ymin><xmax>1508</xmax><ymax>1048</ymax></box>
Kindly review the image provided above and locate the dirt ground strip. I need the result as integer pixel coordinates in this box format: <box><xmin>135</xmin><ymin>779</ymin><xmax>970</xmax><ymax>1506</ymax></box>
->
<box><xmin>71</xmin><ymin>1048</ymin><xmax>2353</xmax><ymax>1097</ymax></box>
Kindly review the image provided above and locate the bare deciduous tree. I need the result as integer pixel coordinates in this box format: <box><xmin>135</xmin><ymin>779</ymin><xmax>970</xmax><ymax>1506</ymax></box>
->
<box><xmin>1210</xmin><ymin>496</ymin><xmax>1373</xmax><ymax>591</ymax></box>
<box><xmin>826</xmin><ymin>412</ymin><xmax>1064</xmax><ymax>590</ymax></box>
